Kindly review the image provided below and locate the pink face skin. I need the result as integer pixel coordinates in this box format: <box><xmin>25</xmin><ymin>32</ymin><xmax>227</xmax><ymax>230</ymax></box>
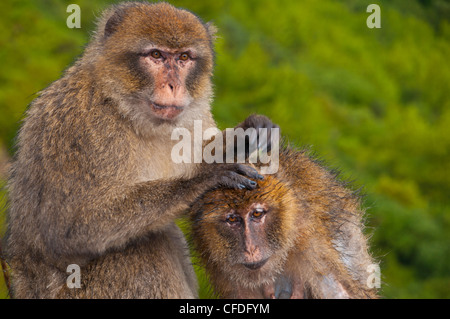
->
<box><xmin>140</xmin><ymin>47</ymin><xmax>196</xmax><ymax>120</ymax></box>
<box><xmin>225</xmin><ymin>202</ymin><xmax>271</xmax><ymax>268</ymax></box>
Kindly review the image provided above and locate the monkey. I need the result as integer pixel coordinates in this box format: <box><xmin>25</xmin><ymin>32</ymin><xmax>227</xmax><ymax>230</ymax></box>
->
<box><xmin>189</xmin><ymin>142</ymin><xmax>379</xmax><ymax>299</ymax></box>
<box><xmin>4</xmin><ymin>2</ymin><xmax>276</xmax><ymax>298</ymax></box>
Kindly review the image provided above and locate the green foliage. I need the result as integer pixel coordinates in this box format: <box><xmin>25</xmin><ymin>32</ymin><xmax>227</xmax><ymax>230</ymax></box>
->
<box><xmin>0</xmin><ymin>0</ymin><xmax>449</xmax><ymax>298</ymax></box>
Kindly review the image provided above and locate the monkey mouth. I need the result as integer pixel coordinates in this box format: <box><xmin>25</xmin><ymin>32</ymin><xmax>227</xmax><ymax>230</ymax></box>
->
<box><xmin>150</xmin><ymin>102</ymin><xmax>184</xmax><ymax>119</ymax></box>
<box><xmin>242</xmin><ymin>258</ymin><xmax>269</xmax><ymax>270</ymax></box>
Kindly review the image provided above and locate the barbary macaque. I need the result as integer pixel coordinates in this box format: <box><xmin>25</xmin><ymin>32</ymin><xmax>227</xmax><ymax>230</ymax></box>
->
<box><xmin>4</xmin><ymin>2</ymin><xmax>275</xmax><ymax>298</ymax></box>
<box><xmin>190</xmin><ymin>143</ymin><xmax>379</xmax><ymax>299</ymax></box>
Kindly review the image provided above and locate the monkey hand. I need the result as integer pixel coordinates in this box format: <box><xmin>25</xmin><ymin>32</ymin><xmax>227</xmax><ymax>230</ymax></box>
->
<box><xmin>200</xmin><ymin>162</ymin><xmax>264</xmax><ymax>191</ymax></box>
<box><xmin>238</xmin><ymin>114</ymin><xmax>279</xmax><ymax>132</ymax></box>
<box><xmin>234</xmin><ymin>114</ymin><xmax>280</xmax><ymax>161</ymax></box>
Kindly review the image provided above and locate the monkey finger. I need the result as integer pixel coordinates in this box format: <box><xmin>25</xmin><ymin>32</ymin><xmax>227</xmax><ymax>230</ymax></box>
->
<box><xmin>244</xmin><ymin>114</ymin><xmax>279</xmax><ymax>131</ymax></box>
<box><xmin>249</xmin><ymin>130</ymin><xmax>258</xmax><ymax>146</ymax></box>
<box><xmin>260</xmin><ymin>124</ymin><xmax>280</xmax><ymax>153</ymax></box>
<box><xmin>241</xmin><ymin>114</ymin><xmax>270</xmax><ymax>130</ymax></box>
<box><xmin>231</xmin><ymin>163</ymin><xmax>264</xmax><ymax>181</ymax></box>
<box><xmin>219</xmin><ymin>171</ymin><xmax>258</xmax><ymax>190</ymax></box>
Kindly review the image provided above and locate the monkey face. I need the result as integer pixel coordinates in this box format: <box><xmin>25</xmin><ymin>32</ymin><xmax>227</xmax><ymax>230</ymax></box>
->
<box><xmin>191</xmin><ymin>175</ymin><xmax>300</xmax><ymax>286</ymax></box>
<box><xmin>138</xmin><ymin>48</ymin><xmax>196</xmax><ymax>120</ymax></box>
<box><xmin>93</xmin><ymin>3</ymin><xmax>215</xmax><ymax>126</ymax></box>
<box><xmin>219</xmin><ymin>201</ymin><xmax>278</xmax><ymax>269</ymax></box>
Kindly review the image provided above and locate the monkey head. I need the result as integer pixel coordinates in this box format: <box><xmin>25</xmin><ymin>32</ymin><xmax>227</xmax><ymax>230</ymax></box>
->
<box><xmin>86</xmin><ymin>2</ymin><xmax>216</xmax><ymax>135</ymax></box>
<box><xmin>191</xmin><ymin>174</ymin><xmax>302</xmax><ymax>289</ymax></box>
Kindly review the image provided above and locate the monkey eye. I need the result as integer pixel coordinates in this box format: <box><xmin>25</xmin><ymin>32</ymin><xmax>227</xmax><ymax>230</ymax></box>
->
<box><xmin>150</xmin><ymin>50</ymin><xmax>162</xmax><ymax>59</ymax></box>
<box><xmin>226</xmin><ymin>214</ymin><xmax>240</xmax><ymax>224</ymax></box>
<box><xmin>179</xmin><ymin>52</ymin><xmax>190</xmax><ymax>61</ymax></box>
<box><xmin>251</xmin><ymin>208</ymin><xmax>265</xmax><ymax>219</ymax></box>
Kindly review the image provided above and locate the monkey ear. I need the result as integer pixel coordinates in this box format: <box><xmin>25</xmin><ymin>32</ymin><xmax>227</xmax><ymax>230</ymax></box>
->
<box><xmin>104</xmin><ymin>7</ymin><xmax>127</xmax><ymax>38</ymax></box>
<box><xmin>205</xmin><ymin>22</ymin><xmax>218</xmax><ymax>41</ymax></box>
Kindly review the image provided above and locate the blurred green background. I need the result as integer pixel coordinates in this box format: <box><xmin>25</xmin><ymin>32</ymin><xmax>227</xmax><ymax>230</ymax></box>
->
<box><xmin>0</xmin><ymin>0</ymin><xmax>449</xmax><ymax>299</ymax></box>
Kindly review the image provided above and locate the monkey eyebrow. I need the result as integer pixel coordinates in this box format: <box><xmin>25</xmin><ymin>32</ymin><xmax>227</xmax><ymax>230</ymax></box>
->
<box><xmin>140</xmin><ymin>45</ymin><xmax>198</xmax><ymax>57</ymax></box>
<box><xmin>249</xmin><ymin>202</ymin><xmax>268</xmax><ymax>211</ymax></box>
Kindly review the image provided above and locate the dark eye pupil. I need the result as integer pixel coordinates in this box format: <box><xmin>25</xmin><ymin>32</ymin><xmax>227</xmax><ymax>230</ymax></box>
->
<box><xmin>227</xmin><ymin>215</ymin><xmax>237</xmax><ymax>223</ymax></box>
<box><xmin>253</xmin><ymin>210</ymin><xmax>264</xmax><ymax>218</ymax></box>
<box><xmin>152</xmin><ymin>51</ymin><xmax>160</xmax><ymax>58</ymax></box>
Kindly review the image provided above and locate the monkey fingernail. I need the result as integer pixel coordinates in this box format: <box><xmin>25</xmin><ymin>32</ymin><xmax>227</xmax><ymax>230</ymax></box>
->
<box><xmin>238</xmin><ymin>184</ymin><xmax>246</xmax><ymax>189</ymax></box>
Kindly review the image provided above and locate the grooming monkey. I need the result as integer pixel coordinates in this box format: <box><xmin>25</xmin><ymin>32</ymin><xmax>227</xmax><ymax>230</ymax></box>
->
<box><xmin>5</xmin><ymin>2</ymin><xmax>275</xmax><ymax>298</ymax></box>
<box><xmin>190</xmin><ymin>144</ymin><xmax>379</xmax><ymax>299</ymax></box>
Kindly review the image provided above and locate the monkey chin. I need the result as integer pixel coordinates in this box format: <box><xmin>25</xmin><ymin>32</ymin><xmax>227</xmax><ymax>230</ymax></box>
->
<box><xmin>239</xmin><ymin>257</ymin><xmax>280</xmax><ymax>284</ymax></box>
<box><xmin>150</xmin><ymin>102</ymin><xmax>184</xmax><ymax>120</ymax></box>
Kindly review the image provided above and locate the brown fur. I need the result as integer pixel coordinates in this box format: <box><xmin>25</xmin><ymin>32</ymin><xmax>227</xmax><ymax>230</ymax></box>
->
<box><xmin>190</xmin><ymin>143</ymin><xmax>379</xmax><ymax>299</ymax></box>
<box><xmin>4</xmin><ymin>2</ymin><xmax>262</xmax><ymax>299</ymax></box>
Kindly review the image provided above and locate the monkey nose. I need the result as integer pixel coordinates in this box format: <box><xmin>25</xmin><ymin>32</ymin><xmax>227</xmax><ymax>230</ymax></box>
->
<box><xmin>244</xmin><ymin>244</ymin><xmax>262</xmax><ymax>260</ymax></box>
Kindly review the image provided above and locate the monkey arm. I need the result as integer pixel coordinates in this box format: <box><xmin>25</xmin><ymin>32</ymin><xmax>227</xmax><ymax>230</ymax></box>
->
<box><xmin>53</xmin><ymin>178</ymin><xmax>208</xmax><ymax>257</ymax></box>
<box><xmin>40</xmin><ymin>163</ymin><xmax>261</xmax><ymax>264</ymax></box>
<box><xmin>12</xmin><ymin>99</ymin><xmax>263</xmax><ymax>267</ymax></box>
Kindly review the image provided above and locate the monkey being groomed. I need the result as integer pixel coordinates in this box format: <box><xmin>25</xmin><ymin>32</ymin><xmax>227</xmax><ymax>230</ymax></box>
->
<box><xmin>190</xmin><ymin>143</ymin><xmax>379</xmax><ymax>299</ymax></box>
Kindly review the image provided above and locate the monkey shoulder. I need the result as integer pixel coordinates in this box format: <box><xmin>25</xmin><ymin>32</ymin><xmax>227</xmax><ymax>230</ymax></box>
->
<box><xmin>15</xmin><ymin>81</ymin><xmax>138</xmax><ymax>191</ymax></box>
